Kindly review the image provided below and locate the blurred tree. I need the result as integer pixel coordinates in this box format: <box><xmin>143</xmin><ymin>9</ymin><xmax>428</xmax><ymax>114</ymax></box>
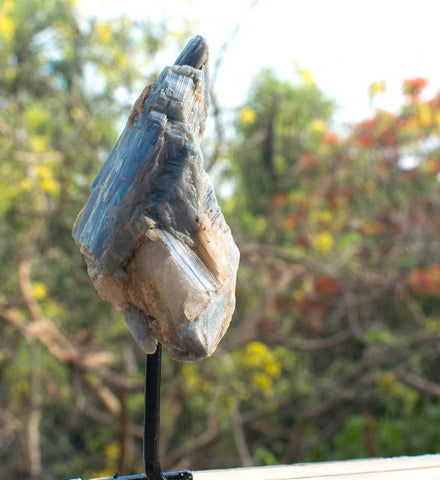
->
<box><xmin>173</xmin><ymin>73</ymin><xmax>440</xmax><ymax>468</ymax></box>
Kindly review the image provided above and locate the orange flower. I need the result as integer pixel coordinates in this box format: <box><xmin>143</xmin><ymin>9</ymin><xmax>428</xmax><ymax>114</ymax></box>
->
<box><xmin>356</xmin><ymin>135</ymin><xmax>373</xmax><ymax>147</ymax></box>
<box><xmin>409</xmin><ymin>264</ymin><xmax>440</xmax><ymax>295</ymax></box>
<box><xmin>354</xmin><ymin>117</ymin><xmax>376</xmax><ymax>146</ymax></box>
<box><xmin>299</xmin><ymin>153</ymin><xmax>316</xmax><ymax>168</ymax></box>
<box><xmin>322</xmin><ymin>132</ymin><xmax>338</xmax><ymax>144</ymax></box>
<box><xmin>315</xmin><ymin>275</ymin><xmax>340</xmax><ymax>295</ymax></box>
<box><xmin>402</xmin><ymin>78</ymin><xmax>428</xmax><ymax>99</ymax></box>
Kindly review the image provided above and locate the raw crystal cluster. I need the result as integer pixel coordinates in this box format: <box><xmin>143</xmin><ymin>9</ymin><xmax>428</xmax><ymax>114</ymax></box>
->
<box><xmin>73</xmin><ymin>36</ymin><xmax>239</xmax><ymax>361</ymax></box>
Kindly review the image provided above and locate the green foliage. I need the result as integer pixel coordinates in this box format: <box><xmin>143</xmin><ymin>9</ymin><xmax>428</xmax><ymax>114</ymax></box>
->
<box><xmin>218</xmin><ymin>72</ymin><xmax>440</xmax><ymax>465</ymax></box>
<box><xmin>3</xmin><ymin>0</ymin><xmax>440</xmax><ymax>476</ymax></box>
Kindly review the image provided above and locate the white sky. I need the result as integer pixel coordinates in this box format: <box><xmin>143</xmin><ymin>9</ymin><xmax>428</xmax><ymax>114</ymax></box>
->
<box><xmin>79</xmin><ymin>0</ymin><xmax>440</xmax><ymax>126</ymax></box>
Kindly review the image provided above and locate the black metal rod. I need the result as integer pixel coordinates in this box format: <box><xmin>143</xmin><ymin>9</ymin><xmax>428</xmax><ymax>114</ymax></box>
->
<box><xmin>144</xmin><ymin>343</ymin><xmax>166</xmax><ymax>480</ymax></box>
<box><xmin>140</xmin><ymin>343</ymin><xmax>192</xmax><ymax>480</ymax></box>
<box><xmin>82</xmin><ymin>344</ymin><xmax>194</xmax><ymax>480</ymax></box>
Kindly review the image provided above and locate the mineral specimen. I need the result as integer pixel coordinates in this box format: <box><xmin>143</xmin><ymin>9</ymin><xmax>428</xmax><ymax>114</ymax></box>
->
<box><xmin>73</xmin><ymin>36</ymin><xmax>239</xmax><ymax>361</ymax></box>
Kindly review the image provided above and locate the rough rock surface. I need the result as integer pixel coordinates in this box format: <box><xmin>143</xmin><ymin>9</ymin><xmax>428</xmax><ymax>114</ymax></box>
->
<box><xmin>73</xmin><ymin>36</ymin><xmax>239</xmax><ymax>361</ymax></box>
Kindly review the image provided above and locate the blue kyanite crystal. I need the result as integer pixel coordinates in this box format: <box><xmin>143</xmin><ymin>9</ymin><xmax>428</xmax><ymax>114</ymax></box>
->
<box><xmin>73</xmin><ymin>36</ymin><xmax>239</xmax><ymax>361</ymax></box>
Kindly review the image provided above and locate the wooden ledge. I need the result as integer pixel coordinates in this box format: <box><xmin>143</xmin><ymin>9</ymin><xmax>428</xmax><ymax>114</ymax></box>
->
<box><xmin>193</xmin><ymin>454</ymin><xmax>440</xmax><ymax>479</ymax></box>
<box><xmin>84</xmin><ymin>455</ymin><xmax>440</xmax><ymax>480</ymax></box>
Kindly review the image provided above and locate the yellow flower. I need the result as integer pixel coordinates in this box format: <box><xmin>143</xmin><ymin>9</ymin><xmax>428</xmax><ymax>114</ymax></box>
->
<box><xmin>117</xmin><ymin>53</ymin><xmax>129</xmax><ymax>70</ymax></box>
<box><xmin>309</xmin><ymin>119</ymin><xmax>326</xmax><ymax>134</ymax></box>
<box><xmin>37</xmin><ymin>164</ymin><xmax>60</xmax><ymax>196</ymax></box>
<box><xmin>245</xmin><ymin>341</ymin><xmax>267</xmax><ymax>358</ymax></box>
<box><xmin>265</xmin><ymin>360</ymin><xmax>281</xmax><ymax>376</ymax></box>
<box><xmin>19</xmin><ymin>178</ymin><xmax>32</xmax><ymax>192</ymax></box>
<box><xmin>25</xmin><ymin>105</ymin><xmax>50</xmax><ymax>129</ymax></box>
<box><xmin>310</xmin><ymin>210</ymin><xmax>333</xmax><ymax>224</ymax></box>
<box><xmin>253</xmin><ymin>372</ymin><xmax>272</xmax><ymax>394</ymax></box>
<box><xmin>31</xmin><ymin>136</ymin><xmax>48</xmax><ymax>153</ymax></box>
<box><xmin>240</xmin><ymin>107</ymin><xmax>257</xmax><ymax>126</ymax></box>
<box><xmin>369</xmin><ymin>80</ymin><xmax>386</xmax><ymax>97</ymax></box>
<box><xmin>41</xmin><ymin>178</ymin><xmax>59</xmax><ymax>195</ymax></box>
<box><xmin>95</xmin><ymin>23</ymin><xmax>112</xmax><ymax>44</ymax></box>
<box><xmin>0</xmin><ymin>13</ymin><xmax>14</xmax><ymax>40</ymax></box>
<box><xmin>33</xmin><ymin>282</ymin><xmax>47</xmax><ymax>301</ymax></box>
<box><xmin>299</xmin><ymin>68</ymin><xmax>315</xmax><ymax>86</ymax></box>
<box><xmin>419</xmin><ymin>103</ymin><xmax>433</xmax><ymax>127</ymax></box>
<box><xmin>1</xmin><ymin>0</ymin><xmax>14</xmax><ymax>13</ymax></box>
<box><xmin>313</xmin><ymin>231</ymin><xmax>334</xmax><ymax>252</ymax></box>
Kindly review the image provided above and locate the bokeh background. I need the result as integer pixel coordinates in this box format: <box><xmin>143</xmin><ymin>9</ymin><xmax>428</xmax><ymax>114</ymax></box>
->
<box><xmin>2</xmin><ymin>1</ymin><xmax>440</xmax><ymax>478</ymax></box>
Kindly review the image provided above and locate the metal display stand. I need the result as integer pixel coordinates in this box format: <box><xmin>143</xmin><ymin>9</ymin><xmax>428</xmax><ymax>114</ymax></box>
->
<box><xmin>142</xmin><ymin>344</ymin><xmax>192</xmax><ymax>480</ymax></box>
<box><xmin>71</xmin><ymin>343</ymin><xmax>192</xmax><ymax>480</ymax></box>
<box><xmin>70</xmin><ymin>36</ymin><xmax>236</xmax><ymax>480</ymax></box>
<box><xmin>109</xmin><ymin>344</ymin><xmax>192</xmax><ymax>480</ymax></box>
